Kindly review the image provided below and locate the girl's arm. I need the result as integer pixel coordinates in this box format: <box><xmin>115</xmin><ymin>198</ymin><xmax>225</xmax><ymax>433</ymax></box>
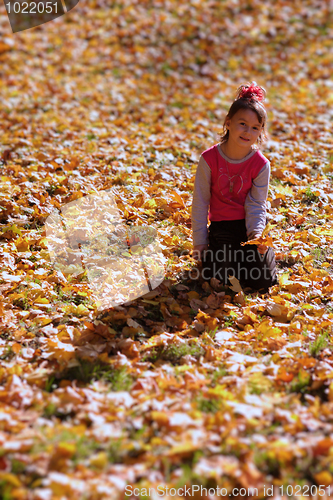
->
<box><xmin>244</xmin><ymin>161</ymin><xmax>270</xmax><ymax>239</ymax></box>
<box><xmin>191</xmin><ymin>156</ymin><xmax>211</xmax><ymax>258</ymax></box>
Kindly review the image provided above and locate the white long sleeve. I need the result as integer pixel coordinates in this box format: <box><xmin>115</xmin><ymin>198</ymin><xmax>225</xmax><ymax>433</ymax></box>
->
<box><xmin>244</xmin><ymin>161</ymin><xmax>270</xmax><ymax>239</ymax></box>
<box><xmin>191</xmin><ymin>156</ymin><xmax>211</xmax><ymax>246</ymax></box>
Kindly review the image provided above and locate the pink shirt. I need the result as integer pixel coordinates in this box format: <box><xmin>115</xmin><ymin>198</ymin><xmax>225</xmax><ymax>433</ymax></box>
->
<box><xmin>191</xmin><ymin>143</ymin><xmax>270</xmax><ymax>246</ymax></box>
<box><xmin>202</xmin><ymin>143</ymin><xmax>267</xmax><ymax>221</ymax></box>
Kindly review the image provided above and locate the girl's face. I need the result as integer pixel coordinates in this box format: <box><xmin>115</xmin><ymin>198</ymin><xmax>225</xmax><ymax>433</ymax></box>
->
<box><xmin>225</xmin><ymin>108</ymin><xmax>262</xmax><ymax>150</ymax></box>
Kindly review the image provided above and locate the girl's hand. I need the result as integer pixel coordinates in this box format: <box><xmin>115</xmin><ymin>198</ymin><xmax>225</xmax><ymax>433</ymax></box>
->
<box><xmin>252</xmin><ymin>234</ymin><xmax>267</xmax><ymax>255</ymax></box>
<box><xmin>192</xmin><ymin>244</ymin><xmax>208</xmax><ymax>261</ymax></box>
<box><xmin>257</xmin><ymin>244</ymin><xmax>268</xmax><ymax>255</ymax></box>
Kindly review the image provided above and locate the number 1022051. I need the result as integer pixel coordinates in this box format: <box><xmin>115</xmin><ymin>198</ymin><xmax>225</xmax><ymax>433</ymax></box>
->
<box><xmin>5</xmin><ymin>2</ymin><xmax>59</xmax><ymax>14</ymax></box>
<box><xmin>280</xmin><ymin>485</ymin><xmax>331</xmax><ymax>497</ymax></box>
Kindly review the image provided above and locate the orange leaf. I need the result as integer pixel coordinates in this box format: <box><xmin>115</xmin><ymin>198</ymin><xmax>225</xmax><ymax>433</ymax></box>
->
<box><xmin>169</xmin><ymin>191</ymin><xmax>185</xmax><ymax>208</ymax></box>
<box><xmin>11</xmin><ymin>343</ymin><xmax>21</xmax><ymax>354</ymax></box>
<box><xmin>277</xmin><ymin>370</ymin><xmax>294</xmax><ymax>382</ymax></box>
<box><xmin>241</xmin><ymin>235</ymin><xmax>274</xmax><ymax>248</ymax></box>
<box><xmin>313</xmin><ymin>438</ymin><xmax>333</xmax><ymax>456</ymax></box>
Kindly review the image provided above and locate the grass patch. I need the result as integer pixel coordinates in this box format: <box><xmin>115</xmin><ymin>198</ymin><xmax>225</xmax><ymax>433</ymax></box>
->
<box><xmin>254</xmin><ymin>450</ymin><xmax>280</xmax><ymax>477</ymax></box>
<box><xmin>309</xmin><ymin>332</ymin><xmax>329</xmax><ymax>357</ymax></box>
<box><xmin>32</xmin><ymin>428</ymin><xmax>126</xmax><ymax>465</ymax></box>
<box><xmin>57</xmin><ymin>288</ymin><xmax>90</xmax><ymax>306</ymax></box>
<box><xmin>146</xmin><ymin>306</ymin><xmax>165</xmax><ymax>322</ymax></box>
<box><xmin>46</xmin><ymin>359</ymin><xmax>135</xmax><ymax>392</ymax></box>
<box><xmin>290</xmin><ymin>370</ymin><xmax>311</xmax><ymax>394</ymax></box>
<box><xmin>0</xmin><ymin>482</ymin><xmax>13</xmax><ymax>500</ymax></box>
<box><xmin>195</xmin><ymin>394</ymin><xmax>221</xmax><ymax>413</ymax></box>
<box><xmin>45</xmin><ymin>183</ymin><xmax>59</xmax><ymax>196</ymax></box>
<box><xmin>11</xmin><ymin>459</ymin><xmax>26</xmax><ymax>474</ymax></box>
<box><xmin>74</xmin><ymin>436</ymin><xmax>124</xmax><ymax>465</ymax></box>
<box><xmin>303</xmin><ymin>186</ymin><xmax>319</xmax><ymax>204</ymax></box>
<box><xmin>142</xmin><ymin>342</ymin><xmax>205</xmax><ymax>365</ymax></box>
<box><xmin>223</xmin><ymin>314</ymin><xmax>236</xmax><ymax>327</ymax></box>
<box><xmin>13</xmin><ymin>295</ymin><xmax>30</xmax><ymax>310</ymax></box>
<box><xmin>66</xmin><ymin>360</ymin><xmax>134</xmax><ymax>389</ymax></box>
<box><xmin>209</xmin><ymin>365</ymin><xmax>227</xmax><ymax>386</ymax></box>
<box><xmin>310</xmin><ymin>247</ymin><xmax>331</xmax><ymax>268</ymax></box>
<box><xmin>86</xmin><ymin>133</ymin><xmax>97</xmax><ymax>141</ymax></box>
<box><xmin>270</xmin><ymin>177</ymin><xmax>283</xmax><ymax>187</ymax></box>
<box><xmin>207</xmin><ymin>326</ymin><xmax>219</xmax><ymax>340</ymax></box>
<box><xmin>174</xmin><ymin>457</ymin><xmax>206</xmax><ymax>488</ymax></box>
<box><xmin>0</xmin><ymin>346</ymin><xmax>15</xmax><ymax>361</ymax></box>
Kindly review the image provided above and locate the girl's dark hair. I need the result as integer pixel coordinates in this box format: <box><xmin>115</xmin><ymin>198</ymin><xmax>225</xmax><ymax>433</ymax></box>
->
<box><xmin>220</xmin><ymin>82</ymin><xmax>268</xmax><ymax>145</ymax></box>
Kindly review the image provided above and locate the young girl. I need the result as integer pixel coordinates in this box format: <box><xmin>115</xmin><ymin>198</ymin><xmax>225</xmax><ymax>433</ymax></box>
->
<box><xmin>191</xmin><ymin>82</ymin><xmax>277</xmax><ymax>291</ymax></box>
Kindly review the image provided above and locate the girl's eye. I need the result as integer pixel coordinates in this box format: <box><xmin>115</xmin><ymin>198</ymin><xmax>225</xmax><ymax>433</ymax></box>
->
<box><xmin>253</xmin><ymin>127</ymin><xmax>259</xmax><ymax>130</ymax></box>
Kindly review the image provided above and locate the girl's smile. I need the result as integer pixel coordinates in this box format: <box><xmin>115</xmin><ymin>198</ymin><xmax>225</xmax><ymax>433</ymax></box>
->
<box><xmin>223</xmin><ymin>108</ymin><xmax>262</xmax><ymax>160</ymax></box>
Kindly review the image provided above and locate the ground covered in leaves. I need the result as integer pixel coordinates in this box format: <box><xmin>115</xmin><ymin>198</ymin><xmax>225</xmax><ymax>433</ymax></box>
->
<box><xmin>1</xmin><ymin>0</ymin><xmax>333</xmax><ymax>498</ymax></box>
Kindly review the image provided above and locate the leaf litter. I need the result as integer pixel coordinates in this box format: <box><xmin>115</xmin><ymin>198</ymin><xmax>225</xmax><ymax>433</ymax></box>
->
<box><xmin>1</xmin><ymin>0</ymin><xmax>333</xmax><ymax>498</ymax></box>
